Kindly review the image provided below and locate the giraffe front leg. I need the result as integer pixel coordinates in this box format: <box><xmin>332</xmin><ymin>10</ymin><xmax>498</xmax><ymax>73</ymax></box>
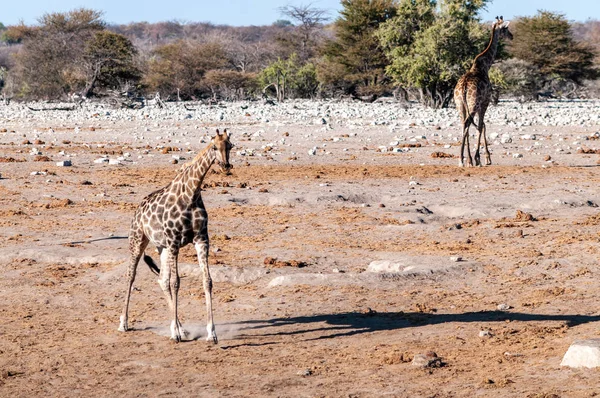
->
<box><xmin>195</xmin><ymin>240</ymin><xmax>217</xmax><ymax>344</ymax></box>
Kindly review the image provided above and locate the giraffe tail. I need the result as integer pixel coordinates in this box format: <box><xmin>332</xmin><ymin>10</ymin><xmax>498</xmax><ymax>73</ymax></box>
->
<box><xmin>143</xmin><ymin>254</ymin><xmax>160</xmax><ymax>275</ymax></box>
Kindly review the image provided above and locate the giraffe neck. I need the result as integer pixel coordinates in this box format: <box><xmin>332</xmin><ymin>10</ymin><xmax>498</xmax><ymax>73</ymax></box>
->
<box><xmin>471</xmin><ymin>25</ymin><xmax>500</xmax><ymax>73</ymax></box>
<box><xmin>177</xmin><ymin>144</ymin><xmax>216</xmax><ymax>196</ymax></box>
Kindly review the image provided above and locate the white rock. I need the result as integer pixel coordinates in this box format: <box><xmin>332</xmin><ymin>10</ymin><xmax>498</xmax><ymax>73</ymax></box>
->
<box><xmin>561</xmin><ymin>340</ymin><xmax>600</xmax><ymax>368</ymax></box>
<box><xmin>108</xmin><ymin>159</ymin><xmax>121</xmax><ymax>165</ymax></box>
<box><xmin>56</xmin><ymin>160</ymin><xmax>72</xmax><ymax>167</ymax></box>
<box><xmin>94</xmin><ymin>158</ymin><xmax>109</xmax><ymax>164</ymax></box>
<box><xmin>512</xmin><ymin>153</ymin><xmax>523</xmax><ymax>158</ymax></box>
<box><xmin>479</xmin><ymin>330</ymin><xmax>492</xmax><ymax>338</ymax></box>
<box><xmin>308</xmin><ymin>147</ymin><xmax>317</xmax><ymax>156</ymax></box>
<box><xmin>496</xmin><ymin>303</ymin><xmax>511</xmax><ymax>311</ymax></box>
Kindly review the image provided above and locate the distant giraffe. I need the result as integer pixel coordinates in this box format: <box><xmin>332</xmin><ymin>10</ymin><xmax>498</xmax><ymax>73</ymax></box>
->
<box><xmin>454</xmin><ymin>16</ymin><xmax>513</xmax><ymax>167</ymax></box>
<box><xmin>118</xmin><ymin>129</ymin><xmax>233</xmax><ymax>343</ymax></box>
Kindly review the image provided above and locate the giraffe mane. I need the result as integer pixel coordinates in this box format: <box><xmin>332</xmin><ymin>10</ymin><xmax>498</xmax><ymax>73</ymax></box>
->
<box><xmin>176</xmin><ymin>141</ymin><xmax>213</xmax><ymax>175</ymax></box>
<box><xmin>471</xmin><ymin>19</ymin><xmax>505</xmax><ymax>71</ymax></box>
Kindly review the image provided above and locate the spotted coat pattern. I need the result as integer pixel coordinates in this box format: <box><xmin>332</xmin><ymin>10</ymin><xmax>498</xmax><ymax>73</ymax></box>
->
<box><xmin>118</xmin><ymin>130</ymin><xmax>233</xmax><ymax>343</ymax></box>
<box><xmin>454</xmin><ymin>18</ymin><xmax>513</xmax><ymax>167</ymax></box>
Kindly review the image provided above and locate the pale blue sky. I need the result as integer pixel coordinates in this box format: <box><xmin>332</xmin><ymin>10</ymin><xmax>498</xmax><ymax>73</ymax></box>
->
<box><xmin>1</xmin><ymin>0</ymin><xmax>598</xmax><ymax>26</ymax></box>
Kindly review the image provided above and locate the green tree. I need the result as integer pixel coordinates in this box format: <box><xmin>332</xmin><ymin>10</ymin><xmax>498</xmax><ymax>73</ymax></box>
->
<box><xmin>319</xmin><ymin>0</ymin><xmax>397</xmax><ymax>98</ymax></box>
<box><xmin>509</xmin><ymin>11</ymin><xmax>597</xmax><ymax>84</ymax></box>
<box><xmin>377</xmin><ymin>0</ymin><xmax>490</xmax><ymax>108</ymax></box>
<box><xmin>259</xmin><ymin>54</ymin><xmax>319</xmax><ymax>100</ymax></box>
<box><xmin>82</xmin><ymin>31</ymin><xmax>140</xmax><ymax>97</ymax></box>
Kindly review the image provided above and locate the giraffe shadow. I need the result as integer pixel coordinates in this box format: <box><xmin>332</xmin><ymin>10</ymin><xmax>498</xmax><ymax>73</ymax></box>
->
<box><xmin>219</xmin><ymin>311</ymin><xmax>600</xmax><ymax>348</ymax></box>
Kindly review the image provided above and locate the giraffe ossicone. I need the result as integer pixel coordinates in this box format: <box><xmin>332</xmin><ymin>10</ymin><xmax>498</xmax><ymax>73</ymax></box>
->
<box><xmin>454</xmin><ymin>17</ymin><xmax>513</xmax><ymax>167</ymax></box>
<box><xmin>118</xmin><ymin>129</ymin><xmax>233</xmax><ymax>343</ymax></box>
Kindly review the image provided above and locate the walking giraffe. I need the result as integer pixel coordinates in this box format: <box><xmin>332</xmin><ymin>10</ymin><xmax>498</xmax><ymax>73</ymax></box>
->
<box><xmin>454</xmin><ymin>16</ymin><xmax>513</xmax><ymax>167</ymax></box>
<box><xmin>118</xmin><ymin>129</ymin><xmax>233</xmax><ymax>343</ymax></box>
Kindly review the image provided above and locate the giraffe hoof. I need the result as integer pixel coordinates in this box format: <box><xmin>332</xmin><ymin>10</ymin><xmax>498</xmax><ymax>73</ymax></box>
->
<box><xmin>207</xmin><ymin>334</ymin><xmax>218</xmax><ymax>344</ymax></box>
<box><xmin>118</xmin><ymin>316</ymin><xmax>128</xmax><ymax>332</ymax></box>
<box><xmin>170</xmin><ymin>335</ymin><xmax>182</xmax><ymax>343</ymax></box>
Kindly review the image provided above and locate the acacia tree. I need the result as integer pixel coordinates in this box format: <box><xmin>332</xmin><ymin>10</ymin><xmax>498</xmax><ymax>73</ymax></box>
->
<box><xmin>278</xmin><ymin>3</ymin><xmax>329</xmax><ymax>61</ymax></box>
<box><xmin>509</xmin><ymin>11</ymin><xmax>597</xmax><ymax>84</ymax></box>
<box><xmin>377</xmin><ymin>0</ymin><xmax>490</xmax><ymax>108</ymax></box>
<box><xmin>319</xmin><ymin>0</ymin><xmax>397</xmax><ymax>98</ymax></box>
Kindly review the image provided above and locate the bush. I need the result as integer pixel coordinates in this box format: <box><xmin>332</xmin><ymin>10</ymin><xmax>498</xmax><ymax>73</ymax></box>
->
<box><xmin>10</xmin><ymin>8</ymin><xmax>106</xmax><ymax>99</ymax></box>
<box><xmin>491</xmin><ymin>59</ymin><xmax>544</xmax><ymax>101</ymax></box>
<box><xmin>203</xmin><ymin>70</ymin><xmax>258</xmax><ymax>100</ymax></box>
<box><xmin>144</xmin><ymin>41</ymin><xmax>228</xmax><ymax>99</ymax></box>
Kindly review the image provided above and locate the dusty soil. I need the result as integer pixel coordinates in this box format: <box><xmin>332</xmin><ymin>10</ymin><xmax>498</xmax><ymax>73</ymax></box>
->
<box><xmin>1</xmin><ymin>103</ymin><xmax>600</xmax><ymax>397</ymax></box>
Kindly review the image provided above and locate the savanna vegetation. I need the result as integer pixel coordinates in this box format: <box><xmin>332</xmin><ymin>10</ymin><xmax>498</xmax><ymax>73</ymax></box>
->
<box><xmin>0</xmin><ymin>1</ymin><xmax>598</xmax><ymax>107</ymax></box>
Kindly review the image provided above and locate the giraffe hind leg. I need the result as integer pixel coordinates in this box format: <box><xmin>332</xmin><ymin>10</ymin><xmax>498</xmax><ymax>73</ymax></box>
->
<box><xmin>119</xmin><ymin>232</ymin><xmax>149</xmax><ymax>332</ymax></box>
<box><xmin>474</xmin><ymin>117</ymin><xmax>483</xmax><ymax>167</ymax></box>
<box><xmin>157</xmin><ymin>248</ymin><xmax>184</xmax><ymax>342</ymax></box>
<box><xmin>482</xmin><ymin>122</ymin><xmax>492</xmax><ymax>165</ymax></box>
<box><xmin>460</xmin><ymin>115</ymin><xmax>474</xmax><ymax>167</ymax></box>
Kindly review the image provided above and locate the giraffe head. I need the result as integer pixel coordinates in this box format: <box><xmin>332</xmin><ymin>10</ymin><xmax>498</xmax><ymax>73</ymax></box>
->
<box><xmin>211</xmin><ymin>129</ymin><xmax>233</xmax><ymax>174</ymax></box>
<box><xmin>494</xmin><ymin>16</ymin><xmax>513</xmax><ymax>41</ymax></box>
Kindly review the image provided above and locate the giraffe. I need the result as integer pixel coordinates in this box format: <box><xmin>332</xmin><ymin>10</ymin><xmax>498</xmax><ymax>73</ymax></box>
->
<box><xmin>118</xmin><ymin>129</ymin><xmax>233</xmax><ymax>343</ymax></box>
<box><xmin>454</xmin><ymin>16</ymin><xmax>513</xmax><ymax>167</ymax></box>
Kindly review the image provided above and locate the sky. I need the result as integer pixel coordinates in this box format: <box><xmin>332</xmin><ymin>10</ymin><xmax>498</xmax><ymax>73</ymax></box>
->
<box><xmin>1</xmin><ymin>0</ymin><xmax>598</xmax><ymax>27</ymax></box>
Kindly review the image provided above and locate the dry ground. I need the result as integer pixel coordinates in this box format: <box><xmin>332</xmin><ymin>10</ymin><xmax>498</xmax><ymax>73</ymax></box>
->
<box><xmin>1</xmin><ymin>113</ymin><xmax>600</xmax><ymax>397</ymax></box>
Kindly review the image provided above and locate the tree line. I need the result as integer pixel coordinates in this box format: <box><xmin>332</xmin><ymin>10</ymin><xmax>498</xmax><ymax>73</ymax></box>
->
<box><xmin>0</xmin><ymin>0</ymin><xmax>597</xmax><ymax>108</ymax></box>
